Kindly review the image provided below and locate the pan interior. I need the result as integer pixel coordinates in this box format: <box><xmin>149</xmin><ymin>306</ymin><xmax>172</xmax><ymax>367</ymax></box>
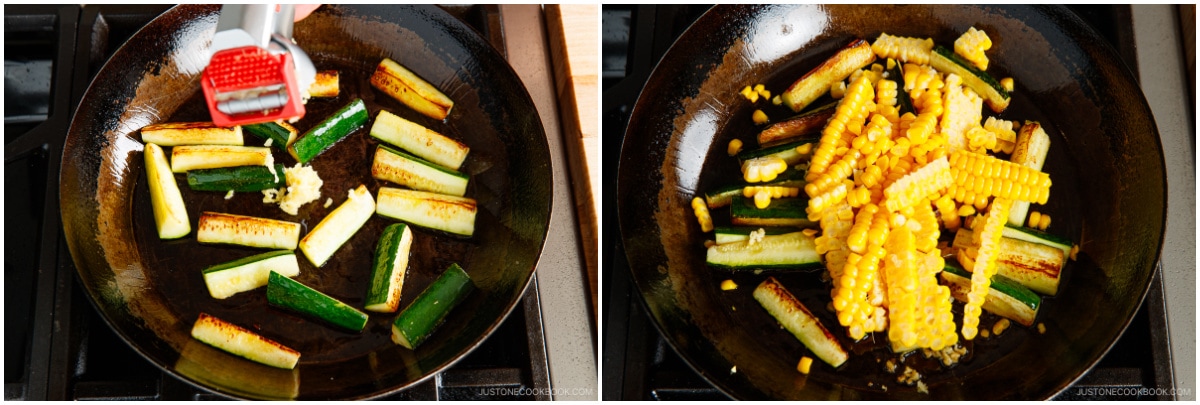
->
<box><xmin>617</xmin><ymin>4</ymin><xmax>1165</xmax><ymax>400</ymax></box>
<box><xmin>60</xmin><ymin>5</ymin><xmax>552</xmax><ymax>400</ymax></box>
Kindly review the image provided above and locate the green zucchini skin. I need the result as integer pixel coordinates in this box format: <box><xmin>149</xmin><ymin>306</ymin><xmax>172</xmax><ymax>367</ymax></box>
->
<box><xmin>266</xmin><ymin>271</ymin><xmax>368</xmax><ymax>333</ymax></box>
<box><xmin>186</xmin><ymin>164</ymin><xmax>286</xmax><ymax>192</ymax></box>
<box><xmin>243</xmin><ymin>121</ymin><xmax>297</xmax><ymax>151</ymax></box>
<box><xmin>1002</xmin><ymin>225</ymin><xmax>1073</xmax><ymax>255</ymax></box>
<box><xmin>289</xmin><ymin>98</ymin><xmax>369</xmax><ymax>163</ymax></box>
<box><xmin>391</xmin><ymin>263</ymin><xmax>475</xmax><ymax>349</ymax></box>
<box><xmin>365</xmin><ymin>223</ymin><xmax>413</xmax><ymax>313</ymax></box>
<box><xmin>736</xmin><ymin>139</ymin><xmax>817</xmax><ymax>165</ymax></box>
<box><xmin>730</xmin><ymin>195</ymin><xmax>815</xmax><ymax>227</ymax></box>
<box><xmin>930</xmin><ymin>46</ymin><xmax>1010</xmax><ymax>111</ymax></box>
<box><xmin>704</xmin><ymin>170</ymin><xmax>806</xmax><ymax>209</ymax></box>
<box><xmin>887</xmin><ymin>60</ymin><xmax>915</xmax><ymax>115</ymax></box>
<box><xmin>941</xmin><ymin>261</ymin><xmax>1040</xmax><ymax>327</ymax></box>
<box><xmin>203</xmin><ymin>250</ymin><xmax>300</xmax><ymax>299</ymax></box>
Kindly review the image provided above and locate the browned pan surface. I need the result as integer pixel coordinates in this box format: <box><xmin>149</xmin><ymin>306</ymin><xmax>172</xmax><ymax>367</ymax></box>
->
<box><xmin>618</xmin><ymin>5</ymin><xmax>1166</xmax><ymax>400</ymax></box>
<box><xmin>61</xmin><ymin>5</ymin><xmax>552</xmax><ymax>400</ymax></box>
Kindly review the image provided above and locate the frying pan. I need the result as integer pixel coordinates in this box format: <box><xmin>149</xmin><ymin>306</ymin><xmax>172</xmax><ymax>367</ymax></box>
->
<box><xmin>60</xmin><ymin>5</ymin><xmax>552</xmax><ymax>400</ymax></box>
<box><xmin>617</xmin><ymin>5</ymin><xmax>1166</xmax><ymax>400</ymax></box>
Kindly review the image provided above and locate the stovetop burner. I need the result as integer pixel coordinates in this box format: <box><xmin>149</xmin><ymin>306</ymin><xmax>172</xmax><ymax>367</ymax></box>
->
<box><xmin>4</xmin><ymin>5</ymin><xmax>550</xmax><ymax>400</ymax></box>
<box><xmin>602</xmin><ymin>5</ymin><xmax>1174</xmax><ymax>400</ymax></box>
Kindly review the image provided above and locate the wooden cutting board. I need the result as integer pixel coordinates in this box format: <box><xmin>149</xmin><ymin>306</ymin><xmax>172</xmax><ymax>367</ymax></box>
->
<box><xmin>544</xmin><ymin>4</ymin><xmax>599</xmax><ymax>317</ymax></box>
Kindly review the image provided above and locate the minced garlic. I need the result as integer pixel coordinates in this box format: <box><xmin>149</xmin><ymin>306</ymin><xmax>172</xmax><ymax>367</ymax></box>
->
<box><xmin>324</xmin><ymin>197</ymin><xmax>333</xmax><ymax>208</ymax></box>
<box><xmin>277</xmin><ymin>164</ymin><xmax>323</xmax><ymax>215</ymax></box>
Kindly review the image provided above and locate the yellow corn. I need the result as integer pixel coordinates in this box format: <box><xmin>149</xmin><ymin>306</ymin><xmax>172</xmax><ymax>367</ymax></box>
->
<box><xmin>882</xmin><ymin>223</ymin><xmax>954</xmax><ymax>349</ymax></box>
<box><xmin>753</xmin><ymin>109</ymin><xmax>769</xmax><ymax>125</ymax></box>
<box><xmin>1028</xmin><ymin>211</ymin><xmax>1042</xmax><ymax>229</ymax></box>
<box><xmin>806</xmin><ymin>152</ymin><xmax>859</xmax><ymax>198</ymax></box>
<box><xmin>742</xmin><ymin>156</ymin><xmax>789</xmax><ymax>183</ymax></box>
<box><xmin>911</xmin><ymin>202</ymin><xmax>940</xmax><ymax>253</ymax></box>
<box><xmin>961</xmin><ymin>198</ymin><xmax>1012</xmax><ymax>340</ymax></box>
<box><xmin>883</xmin><ymin>156</ymin><xmax>953</xmax><ymax>213</ymax></box>
<box><xmin>1000</xmin><ymin>77</ymin><xmax>1014</xmax><ymax>92</ymax></box>
<box><xmin>809</xmin><ymin>75</ymin><xmax>875</xmax><ymax>179</ymax></box>
<box><xmin>954</xmin><ymin>27</ymin><xmax>992</xmax><ymax>70</ymax></box>
<box><xmin>871</xmin><ymin>33</ymin><xmax>934</xmax><ymax>65</ymax></box>
<box><xmin>809</xmin><ymin>180</ymin><xmax>852</xmax><ymax>215</ymax></box>
<box><xmin>721</xmin><ymin>279</ymin><xmax>738</xmax><ymax>291</ymax></box>
<box><xmin>772</xmin><ymin>95</ymin><xmax>783</xmax><ymax>105</ymax></box>
<box><xmin>934</xmin><ymin>194</ymin><xmax>960</xmax><ymax>230</ymax></box>
<box><xmin>948</xmin><ymin>150</ymin><xmax>1051</xmax><ymax>204</ymax></box>
<box><xmin>1038</xmin><ymin>212</ymin><xmax>1051</xmax><ymax>230</ymax></box>
<box><xmin>958</xmin><ymin>204</ymin><xmax>976</xmax><ymax>217</ymax></box>
<box><xmin>727</xmin><ymin>139</ymin><xmax>744</xmax><ymax>156</ymax></box>
<box><xmin>743</xmin><ymin>186</ymin><xmax>801</xmax><ymax>208</ymax></box>
<box><xmin>691</xmin><ymin>197</ymin><xmax>714</xmax><ymax>232</ymax></box>
<box><xmin>983</xmin><ymin>117</ymin><xmax>1017</xmax><ymax>143</ymax></box>
<box><xmin>798</xmin><ymin>356</ymin><xmax>814</xmax><ymax>374</ymax></box>
<box><xmin>876</xmin><ymin>79</ymin><xmax>898</xmax><ymax>109</ymax></box>
<box><xmin>740</xmin><ymin>85</ymin><xmax>754</xmax><ymax>100</ymax></box>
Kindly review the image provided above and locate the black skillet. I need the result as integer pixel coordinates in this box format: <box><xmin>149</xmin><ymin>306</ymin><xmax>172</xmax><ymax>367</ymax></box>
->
<box><xmin>60</xmin><ymin>4</ymin><xmax>552</xmax><ymax>400</ymax></box>
<box><xmin>617</xmin><ymin>5</ymin><xmax>1166</xmax><ymax>400</ymax></box>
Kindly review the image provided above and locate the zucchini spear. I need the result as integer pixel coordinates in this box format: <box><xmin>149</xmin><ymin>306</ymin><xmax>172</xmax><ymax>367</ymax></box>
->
<box><xmin>140</xmin><ymin>122</ymin><xmax>243</xmax><ymax>146</ymax></box>
<box><xmin>197</xmin><ymin>212</ymin><xmax>301</xmax><ymax>250</ymax></box>
<box><xmin>781</xmin><ymin>39</ymin><xmax>876</xmax><ymax>113</ymax></box>
<box><xmin>753</xmin><ymin>277</ymin><xmax>848</xmax><ymax>367</ymax></box>
<box><xmin>370</xmin><ymin>58</ymin><xmax>454</xmax><ymax>120</ymax></box>
<box><xmin>391</xmin><ymin>263</ymin><xmax>475</xmax><ymax>349</ymax></box>
<box><xmin>191</xmin><ymin>312</ymin><xmax>300</xmax><ymax>369</ymax></box>
<box><xmin>298</xmin><ymin>185</ymin><xmax>375</xmax><ymax>267</ymax></box>
<box><xmin>144</xmin><ymin>142</ymin><xmax>191</xmax><ymax>239</ymax></box>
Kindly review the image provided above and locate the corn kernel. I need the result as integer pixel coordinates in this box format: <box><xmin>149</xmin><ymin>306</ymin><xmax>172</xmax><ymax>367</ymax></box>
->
<box><xmin>772</xmin><ymin>95</ymin><xmax>782</xmax><ymax>105</ymax></box>
<box><xmin>797</xmin><ymin>356</ymin><xmax>814</xmax><ymax>374</ymax></box>
<box><xmin>753</xmin><ymin>109</ymin><xmax>769</xmax><ymax>125</ymax></box>
<box><xmin>1028</xmin><ymin>211</ymin><xmax>1041</xmax><ymax>229</ymax></box>
<box><xmin>1000</xmin><ymin>77</ymin><xmax>1014</xmax><ymax>92</ymax></box>
<box><xmin>721</xmin><ymin>279</ymin><xmax>738</xmax><ymax>291</ymax></box>
<box><xmin>1038</xmin><ymin>322</ymin><xmax>1046</xmax><ymax>334</ymax></box>
<box><xmin>727</xmin><ymin>139</ymin><xmax>744</xmax><ymax>156</ymax></box>
<box><xmin>957</xmin><ymin>205</ymin><xmax>976</xmax><ymax>217</ymax></box>
<box><xmin>740</xmin><ymin>85</ymin><xmax>754</xmax><ymax>100</ymax></box>
<box><xmin>992</xmin><ymin>318</ymin><xmax>1010</xmax><ymax>336</ymax></box>
<box><xmin>1038</xmin><ymin>213</ymin><xmax>1051</xmax><ymax>230</ymax></box>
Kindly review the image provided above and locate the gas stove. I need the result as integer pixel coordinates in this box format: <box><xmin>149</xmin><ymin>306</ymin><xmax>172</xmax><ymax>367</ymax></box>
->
<box><xmin>602</xmin><ymin>5</ymin><xmax>1179</xmax><ymax>400</ymax></box>
<box><xmin>4</xmin><ymin>4</ymin><xmax>590</xmax><ymax>400</ymax></box>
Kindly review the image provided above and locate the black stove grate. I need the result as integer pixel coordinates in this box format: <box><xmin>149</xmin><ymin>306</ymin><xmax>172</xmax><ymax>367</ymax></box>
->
<box><xmin>4</xmin><ymin>4</ymin><xmax>550</xmax><ymax>400</ymax></box>
<box><xmin>602</xmin><ymin>4</ymin><xmax>1174</xmax><ymax>401</ymax></box>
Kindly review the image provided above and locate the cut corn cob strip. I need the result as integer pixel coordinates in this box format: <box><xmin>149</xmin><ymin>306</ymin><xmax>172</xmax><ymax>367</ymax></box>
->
<box><xmin>960</xmin><ymin>198</ymin><xmax>1013</xmax><ymax>340</ymax></box>
<box><xmin>141</xmin><ymin>122</ymin><xmax>243</xmax><ymax>146</ymax></box>
<box><xmin>692</xmin><ymin>197</ymin><xmax>714</xmax><ymax>232</ymax></box>
<box><xmin>883</xmin><ymin>156</ymin><xmax>952</xmax><ymax>213</ymax></box>
<box><xmin>871</xmin><ymin>33</ymin><xmax>934</xmax><ymax>65</ymax></box>
<box><xmin>954</xmin><ymin>27</ymin><xmax>992</xmax><ymax>71</ymax></box>
<box><xmin>948</xmin><ymin>150</ymin><xmax>1051</xmax><ymax>204</ymax></box>
<box><xmin>807</xmin><ymin>75</ymin><xmax>875</xmax><ymax>179</ymax></box>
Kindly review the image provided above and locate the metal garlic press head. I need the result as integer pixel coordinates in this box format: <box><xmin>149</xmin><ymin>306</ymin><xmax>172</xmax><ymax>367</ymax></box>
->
<box><xmin>201</xmin><ymin>4</ymin><xmax>317</xmax><ymax>127</ymax></box>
